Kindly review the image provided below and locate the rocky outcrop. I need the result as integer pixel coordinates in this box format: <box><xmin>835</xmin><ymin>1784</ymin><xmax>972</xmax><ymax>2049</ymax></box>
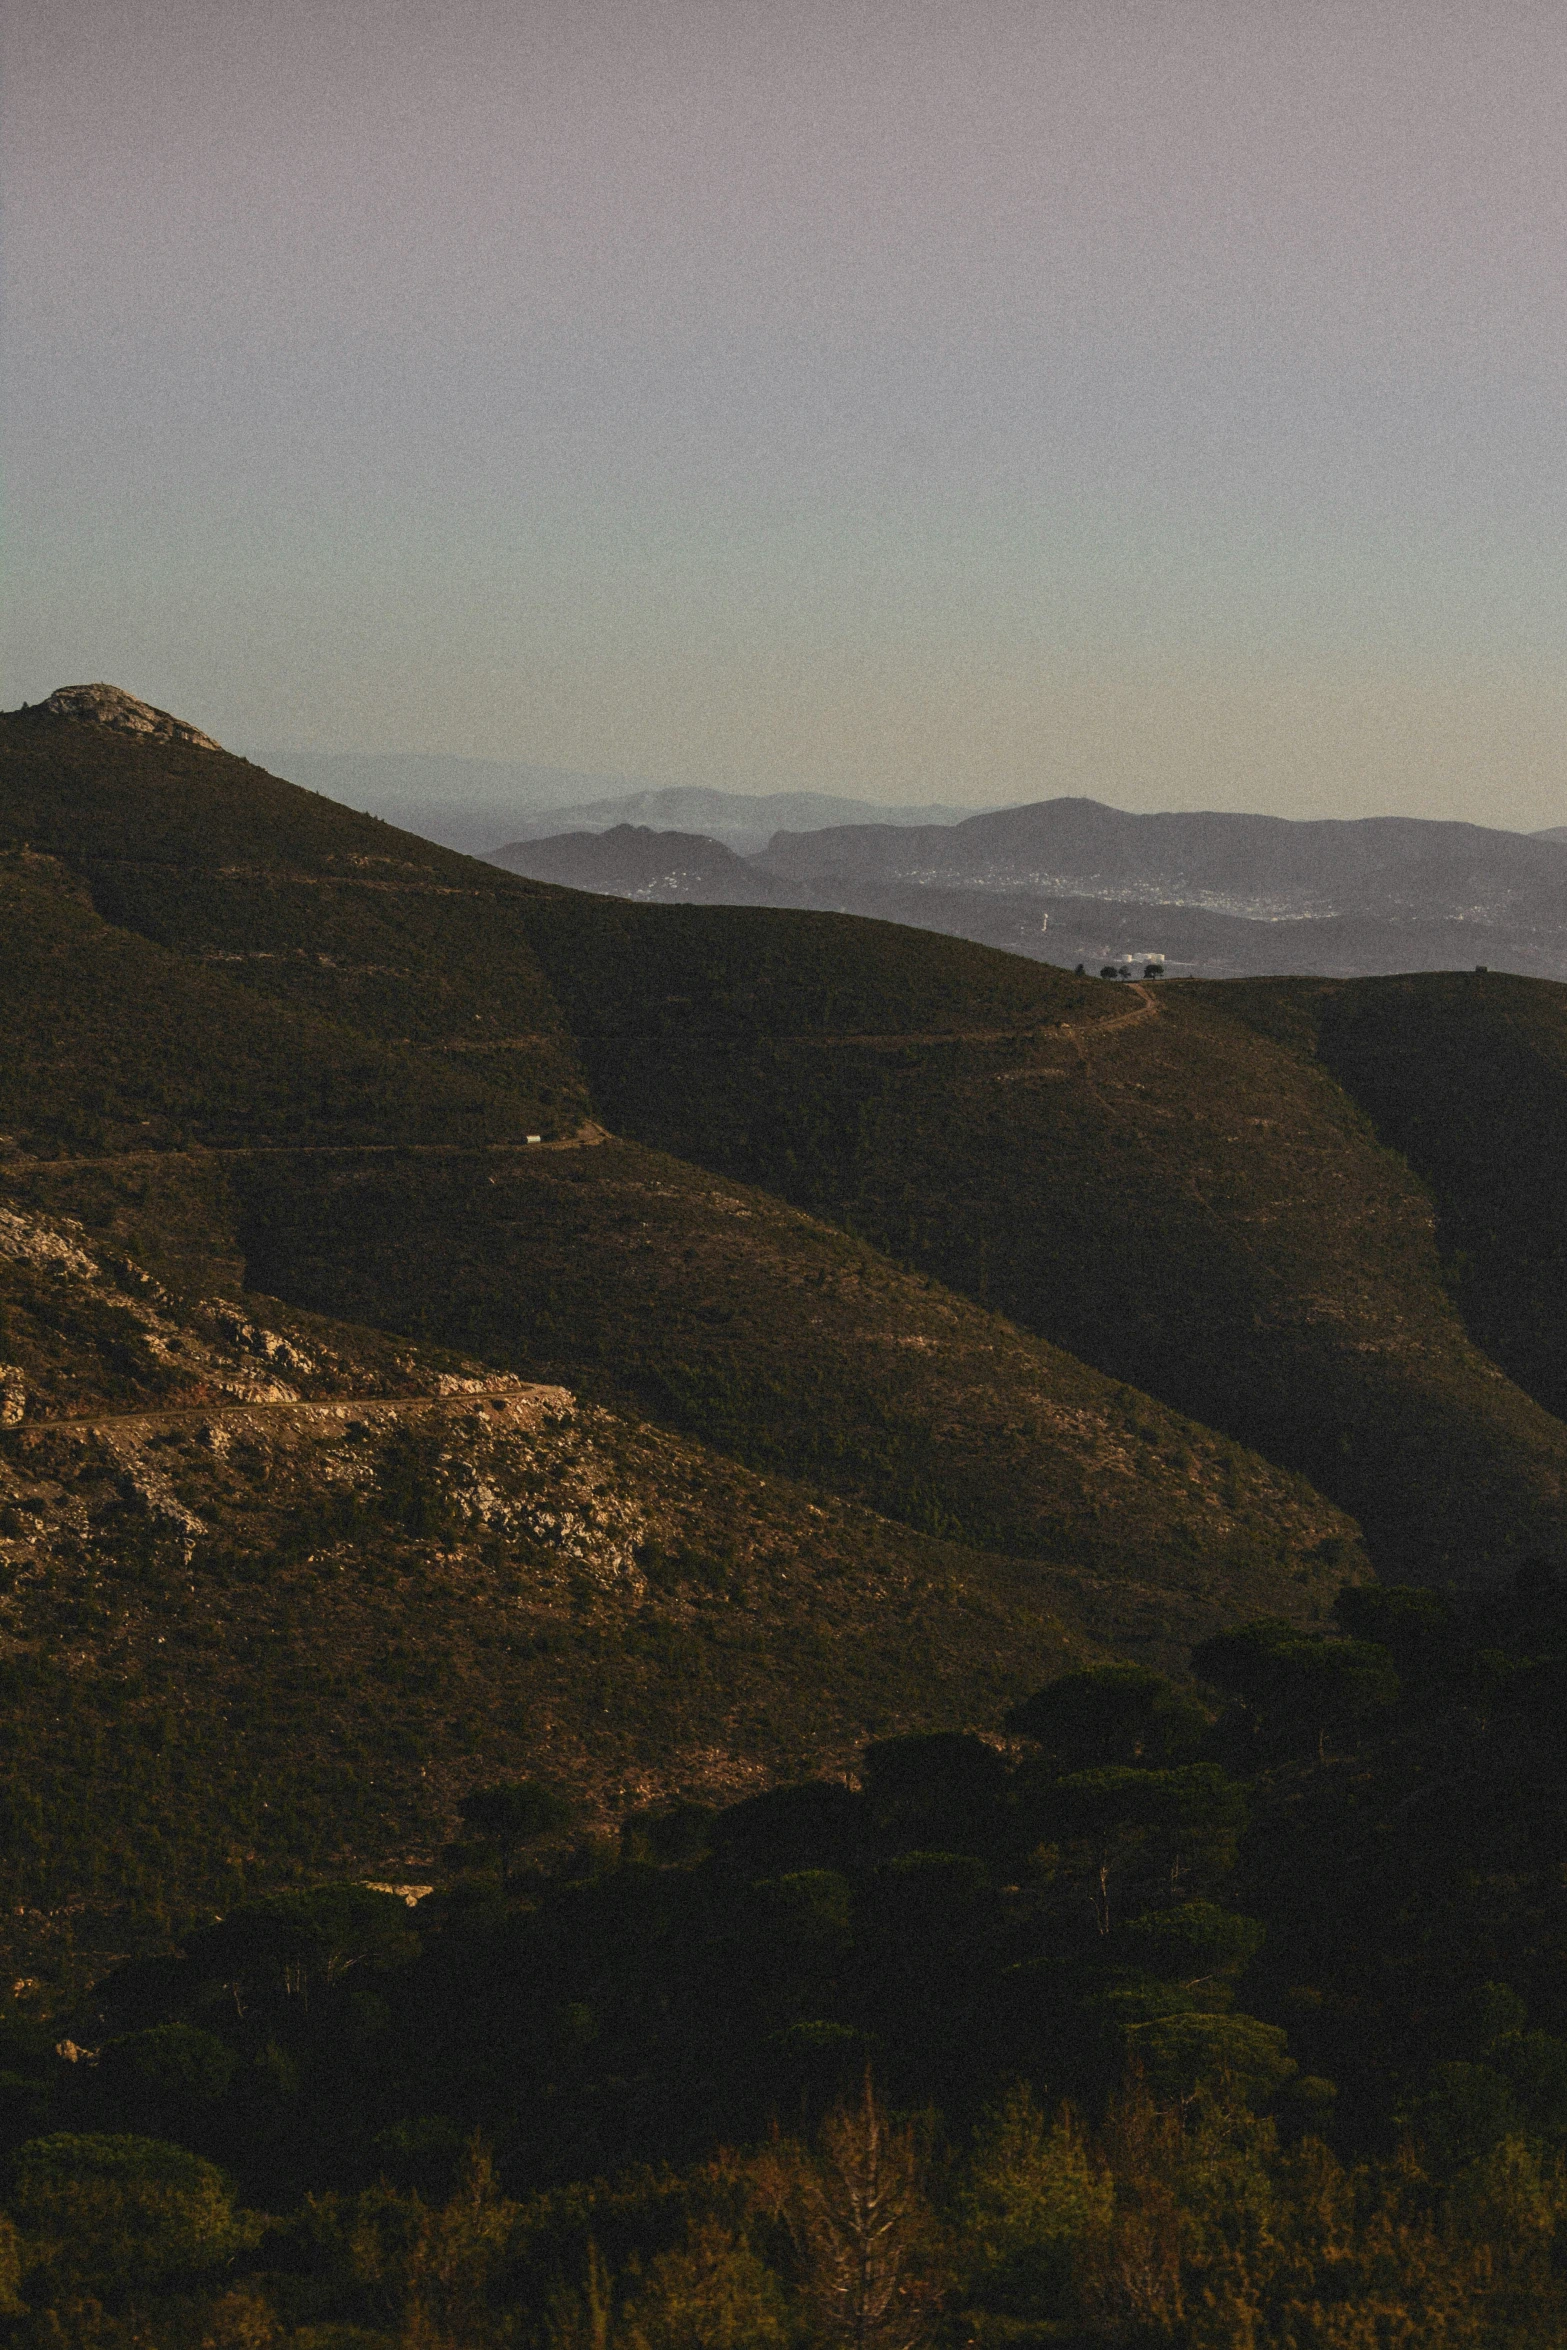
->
<box><xmin>38</xmin><ymin>683</ymin><xmax>222</xmax><ymax>752</ymax></box>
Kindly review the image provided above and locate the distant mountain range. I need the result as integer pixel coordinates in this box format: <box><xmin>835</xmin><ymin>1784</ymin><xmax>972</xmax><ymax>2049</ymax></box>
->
<box><xmin>489</xmin><ymin>824</ymin><xmax>812</xmax><ymax>905</ymax></box>
<box><xmin>491</xmin><ymin>784</ymin><xmax>984</xmax><ymax>855</ymax></box>
<box><xmin>260</xmin><ymin>756</ymin><xmax>1567</xmax><ymax>977</ymax></box>
<box><xmin>254</xmin><ymin>749</ymin><xmax>983</xmax><ymax>857</ymax></box>
<box><xmin>491</xmin><ymin>795</ymin><xmax>1567</xmax><ymax>980</ymax></box>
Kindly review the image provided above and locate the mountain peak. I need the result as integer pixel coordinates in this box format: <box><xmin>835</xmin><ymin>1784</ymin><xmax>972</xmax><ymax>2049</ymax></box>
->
<box><xmin>38</xmin><ymin>682</ymin><xmax>222</xmax><ymax>752</ymax></box>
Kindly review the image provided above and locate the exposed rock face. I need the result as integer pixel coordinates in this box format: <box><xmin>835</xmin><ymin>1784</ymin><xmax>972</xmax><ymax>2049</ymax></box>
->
<box><xmin>38</xmin><ymin>683</ymin><xmax>222</xmax><ymax>752</ymax></box>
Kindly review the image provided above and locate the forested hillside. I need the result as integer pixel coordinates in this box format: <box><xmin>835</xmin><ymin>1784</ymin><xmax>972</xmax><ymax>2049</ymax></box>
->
<box><xmin>2</xmin><ymin>1591</ymin><xmax>1567</xmax><ymax>2342</ymax></box>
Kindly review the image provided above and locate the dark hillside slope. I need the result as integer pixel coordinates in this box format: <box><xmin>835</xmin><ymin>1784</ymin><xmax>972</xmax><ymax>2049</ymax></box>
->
<box><xmin>1206</xmin><ymin>972</ymin><xmax>1567</xmax><ymax>1430</ymax></box>
<box><xmin>5</xmin><ymin>1109</ymin><xmax>1362</xmax><ymax>1666</ymax></box>
<box><xmin>5</xmin><ymin>704</ymin><xmax>1548</xmax><ymax>1589</ymax></box>
<box><xmin>513</xmin><ymin>899</ymin><xmax>1567</xmax><ymax>1581</ymax></box>
<box><xmin>515</xmin><ymin>890</ymin><xmax>1118</xmax><ymax>1038</ymax></box>
<box><xmin>0</xmin><ymin>835</ymin><xmax>1349</xmax><ymax>1636</ymax></box>
<box><xmin>0</xmin><ymin>728</ymin><xmax>1367</xmax><ymax>1706</ymax></box>
<box><xmin>0</xmin><ymin>1189</ymin><xmax>1111</xmax><ymax>1970</ymax></box>
<box><xmin>0</xmin><ymin>854</ymin><xmax>525</xmax><ymax>1154</ymax></box>
<box><xmin>0</xmin><ymin>708</ymin><xmax>586</xmax><ymax>1134</ymax></box>
<box><xmin>227</xmin><ymin>1139</ymin><xmax>1358</xmax><ymax>1633</ymax></box>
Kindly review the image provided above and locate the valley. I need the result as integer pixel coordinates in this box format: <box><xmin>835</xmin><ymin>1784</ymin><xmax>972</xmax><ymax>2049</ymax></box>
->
<box><xmin>6</xmin><ymin>695</ymin><xmax>1567</xmax><ymax>2342</ymax></box>
<box><xmin>4</xmin><ymin>694</ymin><xmax>1567</xmax><ymax>1946</ymax></box>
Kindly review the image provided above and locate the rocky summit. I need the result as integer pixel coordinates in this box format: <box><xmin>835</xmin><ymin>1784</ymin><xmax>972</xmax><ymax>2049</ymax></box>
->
<box><xmin>38</xmin><ymin>680</ymin><xmax>222</xmax><ymax>751</ymax></box>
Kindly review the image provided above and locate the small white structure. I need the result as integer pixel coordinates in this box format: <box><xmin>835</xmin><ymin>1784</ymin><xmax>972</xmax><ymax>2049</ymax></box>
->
<box><xmin>1099</xmin><ymin>952</ymin><xmax>1165</xmax><ymax>981</ymax></box>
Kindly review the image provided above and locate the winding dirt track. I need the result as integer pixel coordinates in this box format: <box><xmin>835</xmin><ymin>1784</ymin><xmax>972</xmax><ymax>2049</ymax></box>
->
<box><xmin>1058</xmin><ymin>979</ymin><xmax>1157</xmax><ymax>1036</ymax></box>
<box><xmin>3</xmin><ymin>991</ymin><xmax>1164</xmax><ymax>1439</ymax></box>
<box><xmin>0</xmin><ymin>1128</ymin><xmax>611</xmax><ymax>1176</ymax></box>
<box><xmin>1044</xmin><ymin>982</ymin><xmax>1160</xmax><ymax>1073</ymax></box>
<box><xmin>609</xmin><ymin>988</ymin><xmax>1162</xmax><ymax>1053</ymax></box>
<box><xmin>1</xmin><ymin>991</ymin><xmax>1160</xmax><ymax>1182</ymax></box>
<box><xmin>13</xmin><ymin>1387</ymin><xmax>568</xmax><ymax>1439</ymax></box>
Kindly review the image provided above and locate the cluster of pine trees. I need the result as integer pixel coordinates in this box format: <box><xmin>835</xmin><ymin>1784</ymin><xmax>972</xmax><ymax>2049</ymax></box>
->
<box><xmin>3</xmin><ymin>1570</ymin><xmax>1567</xmax><ymax>2342</ymax></box>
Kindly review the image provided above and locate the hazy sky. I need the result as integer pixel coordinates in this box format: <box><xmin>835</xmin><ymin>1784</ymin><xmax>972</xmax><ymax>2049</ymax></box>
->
<box><xmin>6</xmin><ymin>2</ymin><xmax>1567</xmax><ymax>820</ymax></box>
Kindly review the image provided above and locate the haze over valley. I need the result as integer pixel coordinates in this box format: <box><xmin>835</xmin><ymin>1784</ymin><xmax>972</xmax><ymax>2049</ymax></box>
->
<box><xmin>254</xmin><ymin>741</ymin><xmax>1567</xmax><ymax>984</ymax></box>
<box><xmin>485</xmin><ymin>791</ymin><xmax>1567</xmax><ymax>982</ymax></box>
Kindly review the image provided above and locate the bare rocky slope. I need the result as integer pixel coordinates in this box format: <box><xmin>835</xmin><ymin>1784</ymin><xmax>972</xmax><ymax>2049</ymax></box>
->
<box><xmin>0</xmin><ymin>1186</ymin><xmax>1115</xmax><ymax>1972</ymax></box>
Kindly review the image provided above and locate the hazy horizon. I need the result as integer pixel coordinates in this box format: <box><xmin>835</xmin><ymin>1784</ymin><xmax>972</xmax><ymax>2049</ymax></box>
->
<box><xmin>242</xmin><ymin>744</ymin><xmax>1566</xmax><ymax>843</ymax></box>
<box><xmin>8</xmin><ymin>4</ymin><xmax>1567</xmax><ymax>826</ymax></box>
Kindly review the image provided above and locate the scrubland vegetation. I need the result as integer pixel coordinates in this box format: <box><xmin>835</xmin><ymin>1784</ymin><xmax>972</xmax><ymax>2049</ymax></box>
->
<box><xmin>6</xmin><ymin>707</ymin><xmax>1567</xmax><ymax>2339</ymax></box>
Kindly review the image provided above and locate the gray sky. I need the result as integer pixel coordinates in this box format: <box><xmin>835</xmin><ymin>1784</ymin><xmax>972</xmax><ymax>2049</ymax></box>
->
<box><xmin>6</xmin><ymin>2</ymin><xmax>1567</xmax><ymax>821</ymax></box>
